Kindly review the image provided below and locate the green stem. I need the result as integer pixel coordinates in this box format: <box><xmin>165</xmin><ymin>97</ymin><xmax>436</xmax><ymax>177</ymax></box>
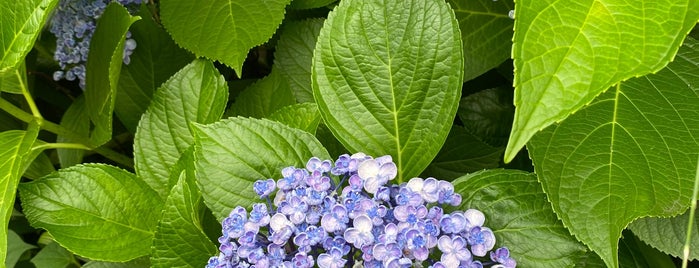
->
<box><xmin>682</xmin><ymin>156</ymin><xmax>699</xmax><ymax>268</ymax></box>
<box><xmin>35</xmin><ymin>143</ymin><xmax>92</xmax><ymax>151</ymax></box>
<box><xmin>17</xmin><ymin>66</ymin><xmax>43</xmax><ymax>120</ymax></box>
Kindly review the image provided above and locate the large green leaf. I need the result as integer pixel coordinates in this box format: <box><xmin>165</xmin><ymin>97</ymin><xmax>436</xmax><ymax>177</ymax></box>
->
<box><xmin>312</xmin><ymin>0</ymin><xmax>463</xmax><ymax>182</ymax></box>
<box><xmin>193</xmin><ymin>117</ymin><xmax>329</xmax><ymax>220</ymax></box>
<box><xmin>269</xmin><ymin>102</ymin><xmax>322</xmax><ymax>135</ymax></box>
<box><xmin>115</xmin><ymin>6</ymin><xmax>195</xmax><ymax>133</ymax></box>
<box><xmin>629</xmin><ymin>209</ymin><xmax>699</xmax><ymax>260</ymax></box>
<box><xmin>84</xmin><ymin>3</ymin><xmax>140</xmax><ymax>146</ymax></box>
<box><xmin>422</xmin><ymin>126</ymin><xmax>503</xmax><ymax>181</ymax></box>
<box><xmin>0</xmin><ymin>125</ymin><xmax>39</xmax><ymax>266</ymax></box>
<box><xmin>505</xmin><ymin>0</ymin><xmax>699</xmax><ymax>161</ymax></box>
<box><xmin>160</xmin><ymin>0</ymin><xmax>292</xmax><ymax>75</ymax></box>
<box><xmin>151</xmin><ymin>155</ymin><xmax>216</xmax><ymax>267</ymax></box>
<box><xmin>452</xmin><ymin>169</ymin><xmax>588</xmax><ymax>267</ymax></box>
<box><xmin>0</xmin><ymin>61</ymin><xmax>26</xmax><ymax>94</ymax></box>
<box><xmin>527</xmin><ymin>38</ymin><xmax>699</xmax><ymax>267</ymax></box>
<box><xmin>226</xmin><ymin>71</ymin><xmax>295</xmax><ymax>118</ymax></box>
<box><xmin>447</xmin><ymin>0</ymin><xmax>514</xmax><ymax>81</ymax></box>
<box><xmin>0</xmin><ymin>0</ymin><xmax>58</xmax><ymax>72</ymax></box>
<box><xmin>134</xmin><ymin>59</ymin><xmax>228</xmax><ymax>200</ymax></box>
<box><xmin>19</xmin><ymin>164</ymin><xmax>163</xmax><ymax>262</ymax></box>
<box><xmin>274</xmin><ymin>19</ymin><xmax>324</xmax><ymax>103</ymax></box>
<box><xmin>57</xmin><ymin>96</ymin><xmax>89</xmax><ymax>168</ymax></box>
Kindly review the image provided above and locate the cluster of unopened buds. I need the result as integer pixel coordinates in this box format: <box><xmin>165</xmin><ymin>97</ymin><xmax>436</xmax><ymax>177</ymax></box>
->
<box><xmin>207</xmin><ymin>153</ymin><xmax>516</xmax><ymax>268</ymax></box>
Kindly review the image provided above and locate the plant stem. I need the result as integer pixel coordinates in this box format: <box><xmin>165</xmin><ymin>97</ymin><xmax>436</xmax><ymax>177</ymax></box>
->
<box><xmin>681</xmin><ymin>156</ymin><xmax>699</xmax><ymax>268</ymax></box>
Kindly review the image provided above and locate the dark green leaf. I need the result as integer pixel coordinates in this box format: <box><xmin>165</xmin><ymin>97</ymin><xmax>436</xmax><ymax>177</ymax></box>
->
<box><xmin>30</xmin><ymin>242</ymin><xmax>78</xmax><ymax>268</ymax></box>
<box><xmin>23</xmin><ymin>152</ymin><xmax>55</xmax><ymax>180</ymax></box>
<box><xmin>84</xmin><ymin>3</ymin><xmax>140</xmax><ymax>146</ymax></box>
<box><xmin>0</xmin><ymin>0</ymin><xmax>58</xmax><ymax>72</ymax></box>
<box><xmin>194</xmin><ymin>117</ymin><xmax>330</xmax><ymax>219</ymax></box>
<box><xmin>505</xmin><ymin>0</ymin><xmax>699</xmax><ymax>161</ymax></box>
<box><xmin>313</xmin><ymin>0</ymin><xmax>463</xmax><ymax>182</ymax></box>
<box><xmin>19</xmin><ymin>164</ymin><xmax>163</xmax><ymax>262</ymax></box>
<box><xmin>447</xmin><ymin>0</ymin><xmax>514</xmax><ymax>81</ymax></box>
<box><xmin>6</xmin><ymin>229</ymin><xmax>35</xmax><ymax>268</ymax></box>
<box><xmin>617</xmin><ymin>230</ymin><xmax>676</xmax><ymax>268</ymax></box>
<box><xmin>160</xmin><ymin>0</ymin><xmax>292</xmax><ymax>74</ymax></box>
<box><xmin>458</xmin><ymin>87</ymin><xmax>514</xmax><ymax>147</ymax></box>
<box><xmin>315</xmin><ymin>123</ymin><xmax>348</xmax><ymax>158</ymax></box>
<box><xmin>289</xmin><ymin>0</ymin><xmax>335</xmax><ymax>9</ymax></box>
<box><xmin>422</xmin><ymin>126</ymin><xmax>503</xmax><ymax>180</ymax></box>
<box><xmin>269</xmin><ymin>102</ymin><xmax>321</xmax><ymax>135</ymax></box>
<box><xmin>56</xmin><ymin>96</ymin><xmax>89</xmax><ymax>168</ymax></box>
<box><xmin>116</xmin><ymin>6</ymin><xmax>195</xmax><ymax>133</ymax></box>
<box><xmin>527</xmin><ymin>38</ymin><xmax>699</xmax><ymax>267</ymax></box>
<box><xmin>274</xmin><ymin>19</ymin><xmax>324</xmax><ymax>102</ymax></box>
<box><xmin>453</xmin><ymin>169</ymin><xmax>588</xmax><ymax>267</ymax></box>
<box><xmin>134</xmin><ymin>59</ymin><xmax>228</xmax><ymax>200</ymax></box>
<box><xmin>226</xmin><ymin>71</ymin><xmax>295</xmax><ymax>118</ymax></box>
<box><xmin>629</xmin><ymin>209</ymin><xmax>699</xmax><ymax>260</ymax></box>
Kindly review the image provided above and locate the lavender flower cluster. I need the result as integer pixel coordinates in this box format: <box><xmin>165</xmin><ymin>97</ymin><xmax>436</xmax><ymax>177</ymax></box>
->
<box><xmin>49</xmin><ymin>0</ymin><xmax>143</xmax><ymax>88</ymax></box>
<box><xmin>207</xmin><ymin>153</ymin><xmax>516</xmax><ymax>268</ymax></box>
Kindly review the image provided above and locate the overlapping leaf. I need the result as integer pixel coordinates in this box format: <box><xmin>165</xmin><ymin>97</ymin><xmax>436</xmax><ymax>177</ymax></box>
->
<box><xmin>422</xmin><ymin>126</ymin><xmax>503</xmax><ymax>180</ymax></box>
<box><xmin>30</xmin><ymin>242</ymin><xmax>77</xmax><ymax>268</ymax></box>
<box><xmin>0</xmin><ymin>0</ymin><xmax>58</xmax><ymax>72</ymax></box>
<box><xmin>527</xmin><ymin>38</ymin><xmax>699</xmax><ymax>267</ymax></box>
<box><xmin>505</xmin><ymin>0</ymin><xmax>699</xmax><ymax>161</ymax></box>
<box><xmin>226</xmin><ymin>71</ymin><xmax>295</xmax><ymax>118</ymax></box>
<box><xmin>160</xmin><ymin>0</ymin><xmax>292</xmax><ymax>74</ymax></box>
<box><xmin>274</xmin><ymin>19</ymin><xmax>324</xmax><ymax>103</ymax></box>
<box><xmin>57</xmin><ymin>96</ymin><xmax>89</xmax><ymax>168</ymax></box>
<box><xmin>313</xmin><ymin>0</ymin><xmax>463</xmax><ymax>182</ymax></box>
<box><xmin>629</xmin><ymin>209</ymin><xmax>699</xmax><ymax>260</ymax></box>
<box><xmin>269</xmin><ymin>103</ymin><xmax>322</xmax><ymax>135</ymax></box>
<box><xmin>194</xmin><ymin>117</ymin><xmax>329</xmax><ymax>220</ymax></box>
<box><xmin>453</xmin><ymin>169</ymin><xmax>588</xmax><ymax>267</ymax></box>
<box><xmin>134</xmin><ymin>59</ymin><xmax>228</xmax><ymax>200</ymax></box>
<box><xmin>19</xmin><ymin>164</ymin><xmax>162</xmax><ymax>262</ymax></box>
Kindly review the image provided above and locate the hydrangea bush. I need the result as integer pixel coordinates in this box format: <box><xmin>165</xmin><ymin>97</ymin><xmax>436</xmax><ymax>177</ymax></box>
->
<box><xmin>208</xmin><ymin>154</ymin><xmax>516</xmax><ymax>268</ymax></box>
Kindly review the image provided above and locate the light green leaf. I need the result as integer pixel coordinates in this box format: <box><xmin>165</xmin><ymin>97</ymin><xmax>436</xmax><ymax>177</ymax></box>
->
<box><xmin>274</xmin><ymin>19</ymin><xmax>324</xmax><ymax>103</ymax></box>
<box><xmin>151</xmin><ymin>163</ymin><xmax>217</xmax><ymax>267</ymax></box>
<box><xmin>0</xmin><ymin>0</ymin><xmax>58</xmax><ymax>72</ymax></box>
<box><xmin>84</xmin><ymin>3</ymin><xmax>140</xmax><ymax>146</ymax></box>
<box><xmin>629</xmin><ymin>209</ymin><xmax>699</xmax><ymax>260</ymax></box>
<box><xmin>160</xmin><ymin>0</ymin><xmax>292</xmax><ymax>75</ymax></box>
<box><xmin>1</xmin><ymin>125</ymin><xmax>39</xmax><ymax>266</ymax></box>
<box><xmin>57</xmin><ymin>96</ymin><xmax>89</xmax><ymax>168</ymax></box>
<box><xmin>313</xmin><ymin>0</ymin><xmax>463</xmax><ymax>182</ymax></box>
<box><xmin>226</xmin><ymin>71</ymin><xmax>295</xmax><ymax>118</ymax></box>
<box><xmin>194</xmin><ymin>117</ymin><xmax>330</xmax><ymax>220</ymax></box>
<box><xmin>269</xmin><ymin>102</ymin><xmax>321</xmax><ymax>135</ymax></box>
<box><xmin>422</xmin><ymin>126</ymin><xmax>503</xmax><ymax>180</ymax></box>
<box><xmin>527</xmin><ymin>38</ymin><xmax>699</xmax><ymax>267</ymax></box>
<box><xmin>447</xmin><ymin>0</ymin><xmax>514</xmax><ymax>81</ymax></box>
<box><xmin>453</xmin><ymin>169</ymin><xmax>588</xmax><ymax>267</ymax></box>
<box><xmin>505</xmin><ymin>0</ymin><xmax>699</xmax><ymax>161</ymax></box>
<box><xmin>6</xmin><ymin>229</ymin><xmax>36</xmax><ymax>268</ymax></box>
<box><xmin>134</xmin><ymin>59</ymin><xmax>228</xmax><ymax>200</ymax></box>
<box><xmin>289</xmin><ymin>0</ymin><xmax>335</xmax><ymax>9</ymax></box>
<box><xmin>458</xmin><ymin>87</ymin><xmax>514</xmax><ymax>147</ymax></box>
<box><xmin>30</xmin><ymin>242</ymin><xmax>78</xmax><ymax>268</ymax></box>
<box><xmin>0</xmin><ymin>61</ymin><xmax>26</xmax><ymax>94</ymax></box>
<box><xmin>115</xmin><ymin>5</ymin><xmax>195</xmax><ymax>133</ymax></box>
<box><xmin>19</xmin><ymin>164</ymin><xmax>163</xmax><ymax>262</ymax></box>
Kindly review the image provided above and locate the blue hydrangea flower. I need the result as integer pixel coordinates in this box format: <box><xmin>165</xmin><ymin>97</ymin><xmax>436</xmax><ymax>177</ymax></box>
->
<box><xmin>438</xmin><ymin>235</ymin><xmax>472</xmax><ymax>267</ymax></box>
<box><xmin>468</xmin><ymin>226</ymin><xmax>496</xmax><ymax>257</ymax></box>
<box><xmin>357</xmin><ymin>158</ymin><xmax>397</xmax><ymax>194</ymax></box>
<box><xmin>253</xmin><ymin>179</ymin><xmax>276</xmax><ymax>198</ymax></box>
<box><xmin>344</xmin><ymin>214</ymin><xmax>375</xmax><ymax>248</ymax></box>
<box><xmin>491</xmin><ymin>247</ymin><xmax>517</xmax><ymax>268</ymax></box>
<box><xmin>317</xmin><ymin>247</ymin><xmax>347</xmax><ymax>268</ymax></box>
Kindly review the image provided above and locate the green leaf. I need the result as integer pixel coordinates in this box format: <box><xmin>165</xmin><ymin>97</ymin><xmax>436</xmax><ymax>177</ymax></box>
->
<box><xmin>447</xmin><ymin>0</ymin><xmax>514</xmax><ymax>81</ymax></box>
<box><xmin>19</xmin><ymin>164</ymin><xmax>163</xmax><ymax>262</ymax></box>
<box><xmin>82</xmin><ymin>257</ymin><xmax>150</xmax><ymax>268</ymax></box>
<box><xmin>160</xmin><ymin>0</ymin><xmax>292</xmax><ymax>75</ymax></box>
<box><xmin>312</xmin><ymin>0</ymin><xmax>463</xmax><ymax>182</ymax></box>
<box><xmin>84</xmin><ymin>3</ymin><xmax>140</xmax><ymax>147</ymax></box>
<box><xmin>56</xmin><ymin>96</ymin><xmax>90</xmax><ymax>168</ymax></box>
<box><xmin>23</xmin><ymin>152</ymin><xmax>55</xmax><ymax>180</ymax></box>
<box><xmin>0</xmin><ymin>61</ymin><xmax>26</xmax><ymax>94</ymax></box>
<box><xmin>505</xmin><ymin>0</ymin><xmax>699</xmax><ymax>161</ymax></box>
<box><xmin>0</xmin><ymin>0</ymin><xmax>58</xmax><ymax>72</ymax></box>
<box><xmin>134</xmin><ymin>59</ymin><xmax>228</xmax><ymax>200</ymax></box>
<box><xmin>527</xmin><ymin>38</ymin><xmax>699</xmax><ymax>267</ymax></box>
<box><xmin>30</xmin><ymin>242</ymin><xmax>77</xmax><ymax>268</ymax></box>
<box><xmin>194</xmin><ymin>117</ymin><xmax>330</xmax><ymax>220</ymax></box>
<box><xmin>269</xmin><ymin>102</ymin><xmax>322</xmax><ymax>135</ymax></box>
<box><xmin>458</xmin><ymin>87</ymin><xmax>514</xmax><ymax>147</ymax></box>
<box><xmin>226</xmin><ymin>71</ymin><xmax>295</xmax><ymax>118</ymax></box>
<box><xmin>617</xmin><ymin>231</ymin><xmax>676</xmax><ymax>268</ymax></box>
<box><xmin>274</xmin><ymin>19</ymin><xmax>324</xmax><ymax>103</ymax></box>
<box><xmin>289</xmin><ymin>0</ymin><xmax>335</xmax><ymax>9</ymax></box>
<box><xmin>452</xmin><ymin>169</ymin><xmax>588</xmax><ymax>267</ymax></box>
<box><xmin>629</xmin><ymin>209</ymin><xmax>699</xmax><ymax>260</ymax></box>
<box><xmin>315</xmin><ymin>123</ymin><xmax>348</xmax><ymax>158</ymax></box>
<box><xmin>6</xmin><ymin>229</ymin><xmax>36</xmax><ymax>268</ymax></box>
<box><xmin>1</xmin><ymin>125</ymin><xmax>39</xmax><ymax>266</ymax></box>
<box><xmin>115</xmin><ymin>5</ymin><xmax>195</xmax><ymax>133</ymax></box>
<box><xmin>422</xmin><ymin>126</ymin><xmax>503</xmax><ymax>180</ymax></box>
<box><xmin>151</xmin><ymin>166</ymin><xmax>217</xmax><ymax>267</ymax></box>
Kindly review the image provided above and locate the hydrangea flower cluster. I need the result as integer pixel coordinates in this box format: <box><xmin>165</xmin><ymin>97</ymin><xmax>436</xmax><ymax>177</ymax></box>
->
<box><xmin>49</xmin><ymin>0</ymin><xmax>144</xmax><ymax>88</ymax></box>
<box><xmin>207</xmin><ymin>153</ymin><xmax>516</xmax><ymax>268</ymax></box>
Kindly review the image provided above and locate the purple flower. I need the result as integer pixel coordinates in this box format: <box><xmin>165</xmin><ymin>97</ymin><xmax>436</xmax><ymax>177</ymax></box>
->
<box><xmin>437</xmin><ymin>235</ymin><xmax>472</xmax><ymax>267</ymax></box>
<box><xmin>253</xmin><ymin>179</ymin><xmax>276</xmax><ymax>198</ymax></box>
<box><xmin>317</xmin><ymin>247</ymin><xmax>347</xmax><ymax>268</ymax></box>
<box><xmin>372</xmin><ymin>242</ymin><xmax>401</xmax><ymax>262</ymax></box>
<box><xmin>394</xmin><ymin>205</ymin><xmax>427</xmax><ymax>227</ymax></box>
<box><xmin>307</xmin><ymin>157</ymin><xmax>332</xmax><ymax>173</ymax></box>
<box><xmin>438</xmin><ymin>180</ymin><xmax>462</xmax><ymax>206</ymax></box>
<box><xmin>467</xmin><ymin>226</ymin><xmax>496</xmax><ymax>257</ymax></box>
<box><xmin>440</xmin><ymin>212</ymin><xmax>467</xmax><ymax>234</ymax></box>
<box><xmin>321</xmin><ymin>204</ymin><xmax>349</xmax><ymax>233</ymax></box>
<box><xmin>249</xmin><ymin>203</ymin><xmax>270</xmax><ymax>226</ymax></box>
<box><xmin>406</xmin><ymin>177</ymin><xmax>440</xmax><ymax>203</ymax></box>
<box><xmin>357</xmin><ymin>158</ymin><xmax>397</xmax><ymax>194</ymax></box>
<box><xmin>491</xmin><ymin>247</ymin><xmax>517</xmax><ymax>268</ymax></box>
<box><xmin>405</xmin><ymin>229</ymin><xmax>429</xmax><ymax>261</ymax></box>
<box><xmin>269</xmin><ymin>213</ymin><xmax>294</xmax><ymax>245</ymax></box>
<box><xmin>279</xmin><ymin>196</ymin><xmax>308</xmax><ymax>224</ymax></box>
<box><xmin>292</xmin><ymin>252</ymin><xmax>314</xmax><ymax>268</ymax></box>
<box><xmin>344</xmin><ymin>215</ymin><xmax>375</xmax><ymax>248</ymax></box>
<box><xmin>464</xmin><ymin>209</ymin><xmax>486</xmax><ymax>230</ymax></box>
<box><xmin>222</xmin><ymin>206</ymin><xmax>247</xmax><ymax>239</ymax></box>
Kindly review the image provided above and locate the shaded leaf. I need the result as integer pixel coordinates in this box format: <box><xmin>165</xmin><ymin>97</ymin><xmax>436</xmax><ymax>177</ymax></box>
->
<box><xmin>269</xmin><ymin>102</ymin><xmax>321</xmax><ymax>135</ymax></box>
<box><xmin>82</xmin><ymin>257</ymin><xmax>150</xmax><ymax>268</ymax></box>
<box><xmin>19</xmin><ymin>164</ymin><xmax>163</xmax><ymax>262</ymax></box>
<box><xmin>422</xmin><ymin>126</ymin><xmax>503</xmax><ymax>180</ymax></box>
<box><xmin>30</xmin><ymin>242</ymin><xmax>77</xmax><ymax>268</ymax></box>
<box><xmin>629</xmin><ymin>209</ymin><xmax>699</xmax><ymax>260</ymax></box>
<box><xmin>505</xmin><ymin>0</ymin><xmax>699</xmax><ymax>161</ymax></box>
<box><xmin>57</xmin><ymin>96</ymin><xmax>89</xmax><ymax>168</ymax></box>
<box><xmin>527</xmin><ymin>38</ymin><xmax>699</xmax><ymax>267</ymax></box>
<box><xmin>274</xmin><ymin>19</ymin><xmax>324</xmax><ymax>102</ymax></box>
<box><xmin>289</xmin><ymin>0</ymin><xmax>335</xmax><ymax>9</ymax></box>
<box><xmin>226</xmin><ymin>71</ymin><xmax>295</xmax><ymax>118</ymax></box>
<box><xmin>458</xmin><ymin>87</ymin><xmax>514</xmax><ymax>147</ymax></box>
<box><xmin>23</xmin><ymin>152</ymin><xmax>55</xmax><ymax>180</ymax></box>
<box><xmin>0</xmin><ymin>0</ymin><xmax>58</xmax><ymax>72</ymax></box>
<box><xmin>194</xmin><ymin>117</ymin><xmax>329</xmax><ymax>220</ymax></box>
<box><xmin>160</xmin><ymin>0</ymin><xmax>292</xmax><ymax>74</ymax></box>
<box><xmin>6</xmin><ymin>229</ymin><xmax>36</xmax><ymax>268</ymax></box>
<box><xmin>313</xmin><ymin>0</ymin><xmax>463</xmax><ymax>182</ymax></box>
<box><xmin>617</xmin><ymin>230</ymin><xmax>675</xmax><ymax>268</ymax></box>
